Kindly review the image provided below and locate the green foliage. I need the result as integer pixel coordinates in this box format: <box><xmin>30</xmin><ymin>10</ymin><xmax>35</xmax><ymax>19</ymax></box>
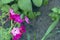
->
<box><xmin>18</xmin><ymin>0</ymin><xmax>32</xmax><ymax>11</ymax></box>
<box><xmin>51</xmin><ymin>7</ymin><xmax>60</xmax><ymax>14</ymax></box>
<box><xmin>1</xmin><ymin>5</ymin><xmax>10</xmax><ymax>12</ymax></box>
<box><xmin>0</xmin><ymin>0</ymin><xmax>48</xmax><ymax>19</ymax></box>
<box><xmin>35</xmin><ymin>12</ymin><xmax>41</xmax><ymax>16</ymax></box>
<box><xmin>43</xmin><ymin>0</ymin><xmax>48</xmax><ymax>5</ymax></box>
<box><xmin>11</xmin><ymin>4</ymin><xmax>18</xmax><ymax>12</ymax></box>
<box><xmin>1</xmin><ymin>0</ymin><xmax>14</xmax><ymax>4</ymax></box>
<box><xmin>0</xmin><ymin>27</ymin><xmax>12</xmax><ymax>40</ymax></box>
<box><xmin>0</xmin><ymin>1</ymin><xmax>3</xmax><ymax>8</ymax></box>
<box><xmin>32</xmin><ymin>0</ymin><xmax>43</xmax><ymax>7</ymax></box>
<box><xmin>2</xmin><ymin>12</ymin><xmax>7</xmax><ymax>18</ymax></box>
<box><xmin>49</xmin><ymin>8</ymin><xmax>60</xmax><ymax>20</ymax></box>
<box><xmin>49</xmin><ymin>13</ymin><xmax>58</xmax><ymax>21</ymax></box>
<box><xmin>28</xmin><ymin>12</ymin><xmax>40</xmax><ymax>19</ymax></box>
<box><xmin>51</xmin><ymin>7</ymin><xmax>58</xmax><ymax>13</ymax></box>
<box><xmin>28</xmin><ymin>12</ymin><xmax>36</xmax><ymax>19</ymax></box>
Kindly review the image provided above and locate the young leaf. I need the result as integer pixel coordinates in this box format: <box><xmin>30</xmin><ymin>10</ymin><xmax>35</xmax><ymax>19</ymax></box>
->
<box><xmin>41</xmin><ymin>18</ymin><xmax>59</xmax><ymax>40</ymax></box>
<box><xmin>51</xmin><ymin>7</ymin><xmax>60</xmax><ymax>14</ymax></box>
<box><xmin>28</xmin><ymin>12</ymin><xmax>40</xmax><ymax>19</ymax></box>
<box><xmin>51</xmin><ymin>7</ymin><xmax>58</xmax><ymax>13</ymax></box>
<box><xmin>43</xmin><ymin>0</ymin><xmax>48</xmax><ymax>5</ymax></box>
<box><xmin>49</xmin><ymin>13</ymin><xmax>58</xmax><ymax>21</ymax></box>
<box><xmin>35</xmin><ymin>12</ymin><xmax>41</xmax><ymax>16</ymax></box>
<box><xmin>32</xmin><ymin>0</ymin><xmax>43</xmax><ymax>7</ymax></box>
<box><xmin>18</xmin><ymin>0</ymin><xmax>32</xmax><ymax>11</ymax></box>
<box><xmin>28</xmin><ymin>12</ymin><xmax>35</xmax><ymax>19</ymax></box>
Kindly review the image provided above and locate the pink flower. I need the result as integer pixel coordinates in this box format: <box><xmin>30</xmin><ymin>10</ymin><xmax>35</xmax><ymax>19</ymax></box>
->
<box><xmin>9</xmin><ymin>8</ymin><xmax>30</xmax><ymax>24</ymax></box>
<box><xmin>11</xmin><ymin>25</ymin><xmax>26</xmax><ymax>40</ymax></box>
<box><xmin>12</xmin><ymin>34</ymin><xmax>21</xmax><ymax>40</ymax></box>
<box><xmin>25</xmin><ymin>16</ymin><xmax>30</xmax><ymax>24</ymax></box>
<box><xmin>11</xmin><ymin>27</ymin><xmax>20</xmax><ymax>36</ymax></box>
<box><xmin>9</xmin><ymin>8</ymin><xmax>24</xmax><ymax>23</ymax></box>
<box><xmin>9</xmin><ymin>8</ymin><xmax>15</xmax><ymax>15</ymax></box>
<box><xmin>19</xmin><ymin>25</ymin><xmax>26</xmax><ymax>33</ymax></box>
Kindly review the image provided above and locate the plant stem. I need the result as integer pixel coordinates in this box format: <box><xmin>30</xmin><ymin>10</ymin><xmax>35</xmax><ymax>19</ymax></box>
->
<box><xmin>1</xmin><ymin>13</ymin><xmax>4</xmax><ymax>27</ymax></box>
<box><xmin>41</xmin><ymin>18</ymin><xmax>59</xmax><ymax>40</ymax></box>
<box><xmin>8</xmin><ymin>20</ymin><xmax>13</xmax><ymax>33</ymax></box>
<box><xmin>27</xmin><ymin>32</ymin><xmax>30</xmax><ymax>40</ymax></box>
<box><xmin>3</xmin><ymin>18</ymin><xmax>9</xmax><ymax>24</ymax></box>
<box><xmin>34</xmin><ymin>32</ymin><xmax>36</xmax><ymax>40</ymax></box>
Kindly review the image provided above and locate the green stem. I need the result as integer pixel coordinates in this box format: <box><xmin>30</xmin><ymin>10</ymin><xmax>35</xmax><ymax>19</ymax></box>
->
<box><xmin>34</xmin><ymin>32</ymin><xmax>36</xmax><ymax>40</ymax></box>
<box><xmin>27</xmin><ymin>32</ymin><xmax>30</xmax><ymax>40</ymax></box>
<box><xmin>8</xmin><ymin>20</ymin><xmax>13</xmax><ymax>33</ymax></box>
<box><xmin>41</xmin><ymin>18</ymin><xmax>59</xmax><ymax>40</ymax></box>
<box><xmin>1</xmin><ymin>13</ymin><xmax>4</xmax><ymax>27</ymax></box>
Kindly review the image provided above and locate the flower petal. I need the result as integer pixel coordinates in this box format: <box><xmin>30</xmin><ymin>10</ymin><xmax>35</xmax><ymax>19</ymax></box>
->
<box><xmin>9</xmin><ymin>8</ymin><xmax>15</xmax><ymax>15</ymax></box>
<box><xmin>25</xmin><ymin>16</ymin><xmax>30</xmax><ymax>24</ymax></box>
<box><xmin>11</xmin><ymin>27</ymin><xmax>20</xmax><ymax>36</ymax></box>
<box><xmin>9</xmin><ymin>9</ymin><xmax>24</xmax><ymax>23</ymax></box>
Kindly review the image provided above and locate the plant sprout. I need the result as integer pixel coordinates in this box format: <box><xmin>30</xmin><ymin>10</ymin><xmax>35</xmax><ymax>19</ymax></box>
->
<box><xmin>41</xmin><ymin>7</ymin><xmax>60</xmax><ymax>40</ymax></box>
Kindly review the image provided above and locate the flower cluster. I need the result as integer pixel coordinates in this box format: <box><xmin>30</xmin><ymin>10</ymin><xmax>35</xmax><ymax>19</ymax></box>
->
<box><xmin>9</xmin><ymin>8</ymin><xmax>30</xmax><ymax>40</ymax></box>
<box><xmin>9</xmin><ymin>9</ymin><xmax>30</xmax><ymax>24</ymax></box>
<box><xmin>11</xmin><ymin>25</ymin><xmax>26</xmax><ymax>40</ymax></box>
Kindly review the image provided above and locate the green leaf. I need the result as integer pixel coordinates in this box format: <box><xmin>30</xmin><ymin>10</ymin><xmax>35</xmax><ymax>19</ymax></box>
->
<box><xmin>28</xmin><ymin>12</ymin><xmax>36</xmax><ymax>19</ymax></box>
<box><xmin>2</xmin><ymin>13</ymin><xmax>7</xmax><ymax>18</ymax></box>
<box><xmin>27</xmin><ymin>12</ymin><xmax>40</xmax><ymax>19</ymax></box>
<box><xmin>35</xmin><ymin>12</ymin><xmax>41</xmax><ymax>16</ymax></box>
<box><xmin>11</xmin><ymin>4</ymin><xmax>18</xmax><ymax>12</ymax></box>
<box><xmin>58</xmin><ymin>9</ymin><xmax>60</xmax><ymax>14</ymax></box>
<box><xmin>32</xmin><ymin>0</ymin><xmax>43</xmax><ymax>7</ymax></box>
<box><xmin>49</xmin><ymin>13</ymin><xmax>58</xmax><ymax>20</ymax></box>
<box><xmin>18</xmin><ymin>0</ymin><xmax>32</xmax><ymax>11</ymax></box>
<box><xmin>51</xmin><ymin>7</ymin><xmax>60</xmax><ymax>14</ymax></box>
<box><xmin>51</xmin><ymin>7</ymin><xmax>58</xmax><ymax>13</ymax></box>
<box><xmin>49</xmin><ymin>7</ymin><xmax>60</xmax><ymax>20</ymax></box>
<box><xmin>41</xmin><ymin>18</ymin><xmax>59</xmax><ymax>40</ymax></box>
<box><xmin>0</xmin><ymin>1</ymin><xmax>3</xmax><ymax>8</ymax></box>
<box><xmin>0</xmin><ymin>27</ymin><xmax>11</xmax><ymax>40</ymax></box>
<box><xmin>43</xmin><ymin>0</ymin><xmax>48</xmax><ymax>5</ymax></box>
<box><xmin>1</xmin><ymin>0</ymin><xmax>14</xmax><ymax>4</ymax></box>
<box><xmin>1</xmin><ymin>5</ymin><xmax>10</xmax><ymax>12</ymax></box>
